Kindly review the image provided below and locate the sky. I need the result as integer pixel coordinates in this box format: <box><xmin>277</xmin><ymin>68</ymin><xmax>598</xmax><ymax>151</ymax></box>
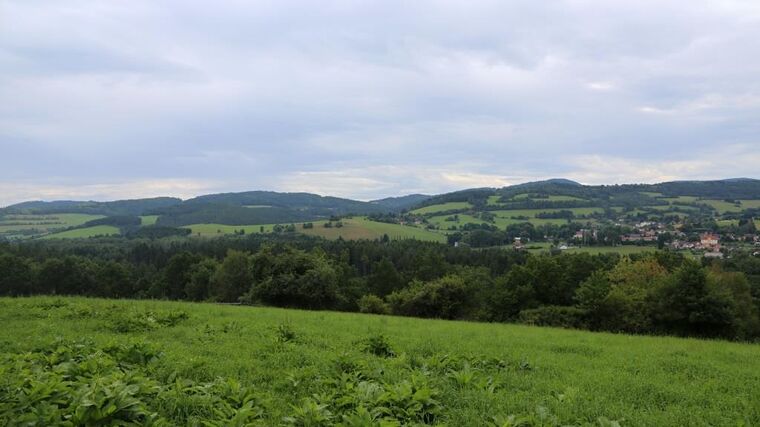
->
<box><xmin>1</xmin><ymin>0</ymin><xmax>760</xmax><ymax>206</ymax></box>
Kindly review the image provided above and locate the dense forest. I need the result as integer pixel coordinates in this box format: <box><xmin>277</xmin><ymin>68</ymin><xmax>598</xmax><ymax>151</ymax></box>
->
<box><xmin>2</xmin><ymin>235</ymin><xmax>759</xmax><ymax>341</ymax></box>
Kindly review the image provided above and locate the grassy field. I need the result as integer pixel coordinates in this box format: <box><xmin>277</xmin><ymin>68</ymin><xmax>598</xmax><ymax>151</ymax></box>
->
<box><xmin>1</xmin><ymin>297</ymin><xmax>757</xmax><ymax>426</ymax></box>
<box><xmin>426</xmin><ymin>208</ymin><xmax>604</xmax><ymax>230</ymax></box>
<box><xmin>507</xmin><ymin>194</ymin><xmax>586</xmax><ymax>202</ymax></box>
<box><xmin>658</xmin><ymin>196</ymin><xmax>700</xmax><ymax>204</ymax></box>
<box><xmin>701</xmin><ymin>199</ymin><xmax>760</xmax><ymax>214</ymax></box>
<box><xmin>185</xmin><ymin>218</ymin><xmax>446</xmax><ymax>243</ymax></box>
<box><xmin>184</xmin><ymin>223</ymin><xmax>281</xmax><ymax>236</ymax></box>
<box><xmin>486</xmin><ymin>195</ymin><xmax>504</xmax><ymax>206</ymax></box>
<box><xmin>0</xmin><ymin>213</ymin><xmax>104</xmax><ymax>238</ymax></box>
<box><xmin>717</xmin><ymin>219</ymin><xmax>760</xmax><ymax>228</ymax></box>
<box><xmin>302</xmin><ymin>218</ymin><xmax>446</xmax><ymax>243</ymax></box>
<box><xmin>41</xmin><ymin>225</ymin><xmax>121</xmax><ymax>239</ymax></box>
<box><xmin>491</xmin><ymin>208</ymin><xmax>603</xmax><ymax>218</ymax></box>
<box><xmin>411</xmin><ymin>202</ymin><xmax>472</xmax><ymax>215</ymax></box>
<box><xmin>140</xmin><ymin>215</ymin><xmax>160</xmax><ymax>226</ymax></box>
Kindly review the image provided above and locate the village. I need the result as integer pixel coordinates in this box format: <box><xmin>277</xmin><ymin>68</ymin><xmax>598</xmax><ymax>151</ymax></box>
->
<box><xmin>512</xmin><ymin>217</ymin><xmax>760</xmax><ymax>258</ymax></box>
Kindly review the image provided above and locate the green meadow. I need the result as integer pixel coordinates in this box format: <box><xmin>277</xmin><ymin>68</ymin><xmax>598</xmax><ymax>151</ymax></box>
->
<box><xmin>701</xmin><ymin>199</ymin><xmax>760</xmax><ymax>214</ymax></box>
<box><xmin>140</xmin><ymin>215</ymin><xmax>160</xmax><ymax>226</ymax></box>
<box><xmin>1</xmin><ymin>296</ymin><xmax>758</xmax><ymax>426</ymax></box>
<box><xmin>184</xmin><ymin>218</ymin><xmax>446</xmax><ymax>243</ymax></box>
<box><xmin>411</xmin><ymin>202</ymin><xmax>473</xmax><ymax>215</ymax></box>
<box><xmin>0</xmin><ymin>213</ymin><xmax>104</xmax><ymax>237</ymax></box>
<box><xmin>41</xmin><ymin>225</ymin><xmax>121</xmax><ymax>239</ymax></box>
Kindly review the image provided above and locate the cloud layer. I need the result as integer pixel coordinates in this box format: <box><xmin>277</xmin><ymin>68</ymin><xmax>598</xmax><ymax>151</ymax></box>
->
<box><xmin>1</xmin><ymin>0</ymin><xmax>759</xmax><ymax>205</ymax></box>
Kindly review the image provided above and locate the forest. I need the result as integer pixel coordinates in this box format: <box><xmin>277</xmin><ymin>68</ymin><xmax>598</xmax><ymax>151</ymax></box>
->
<box><xmin>2</xmin><ymin>234</ymin><xmax>759</xmax><ymax>341</ymax></box>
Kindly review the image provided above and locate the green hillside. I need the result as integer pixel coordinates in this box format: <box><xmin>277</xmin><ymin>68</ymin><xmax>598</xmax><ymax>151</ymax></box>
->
<box><xmin>184</xmin><ymin>217</ymin><xmax>446</xmax><ymax>242</ymax></box>
<box><xmin>41</xmin><ymin>225</ymin><xmax>121</xmax><ymax>239</ymax></box>
<box><xmin>1</xmin><ymin>297</ymin><xmax>757</xmax><ymax>426</ymax></box>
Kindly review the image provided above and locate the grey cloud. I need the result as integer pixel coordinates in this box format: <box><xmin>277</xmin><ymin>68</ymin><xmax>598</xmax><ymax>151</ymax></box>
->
<box><xmin>1</xmin><ymin>0</ymin><xmax>759</xmax><ymax>205</ymax></box>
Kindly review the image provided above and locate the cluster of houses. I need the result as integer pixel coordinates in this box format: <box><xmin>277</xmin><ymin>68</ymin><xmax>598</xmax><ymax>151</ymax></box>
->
<box><xmin>620</xmin><ymin>221</ymin><xmax>663</xmax><ymax>243</ymax></box>
<box><xmin>669</xmin><ymin>233</ymin><xmax>723</xmax><ymax>258</ymax></box>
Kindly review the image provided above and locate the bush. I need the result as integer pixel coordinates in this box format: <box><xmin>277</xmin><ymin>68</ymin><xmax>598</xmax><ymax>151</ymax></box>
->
<box><xmin>360</xmin><ymin>333</ymin><xmax>395</xmax><ymax>358</ymax></box>
<box><xmin>357</xmin><ymin>294</ymin><xmax>390</xmax><ymax>314</ymax></box>
<box><xmin>387</xmin><ymin>275</ymin><xmax>470</xmax><ymax>319</ymax></box>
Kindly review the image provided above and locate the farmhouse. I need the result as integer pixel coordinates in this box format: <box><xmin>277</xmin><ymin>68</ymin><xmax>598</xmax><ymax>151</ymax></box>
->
<box><xmin>700</xmin><ymin>233</ymin><xmax>720</xmax><ymax>248</ymax></box>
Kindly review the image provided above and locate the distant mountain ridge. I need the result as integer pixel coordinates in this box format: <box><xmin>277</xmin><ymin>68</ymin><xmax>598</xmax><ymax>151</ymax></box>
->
<box><xmin>2</xmin><ymin>178</ymin><xmax>759</xmax><ymax>227</ymax></box>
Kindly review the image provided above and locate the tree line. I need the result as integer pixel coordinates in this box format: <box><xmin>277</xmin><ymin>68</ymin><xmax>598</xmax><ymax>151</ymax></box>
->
<box><xmin>1</xmin><ymin>235</ymin><xmax>759</xmax><ymax>340</ymax></box>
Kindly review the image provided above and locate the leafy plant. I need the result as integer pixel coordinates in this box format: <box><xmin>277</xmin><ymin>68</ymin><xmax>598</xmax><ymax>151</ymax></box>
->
<box><xmin>275</xmin><ymin>323</ymin><xmax>298</xmax><ymax>343</ymax></box>
<box><xmin>360</xmin><ymin>334</ymin><xmax>395</xmax><ymax>358</ymax></box>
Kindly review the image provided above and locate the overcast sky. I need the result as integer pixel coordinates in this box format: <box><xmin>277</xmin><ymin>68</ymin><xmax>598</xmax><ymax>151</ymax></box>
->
<box><xmin>1</xmin><ymin>0</ymin><xmax>759</xmax><ymax>206</ymax></box>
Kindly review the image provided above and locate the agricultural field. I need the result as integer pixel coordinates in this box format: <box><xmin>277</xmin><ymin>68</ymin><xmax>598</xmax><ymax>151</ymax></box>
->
<box><xmin>184</xmin><ymin>223</ymin><xmax>282</xmax><ymax>237</ymax></box>
<box><xmin>0</xmin><ymin>213</ymin><xmax>105</xmax><ymax>239</ymax></box>
<box><xmin>506</xmin><ymin>194</ymin><xmax>586</xmax><ymax>202</ymax></box>
<box><xmin>492</xmin><ymin>208</ymin><xmax>603</xmax><ymax>218</ymax></box>
<box><xmin>658</xmin><ymin>196</ymin><xmax>700</xmax><ymax>204</ymax></box>
<box><xmin>701</xmin><ymin>199</ymin><xmax>760</xmax><ymax>214</ymax></box>
<box><xmin>184</xmin><ymin>218</ymin><xmax>446</xmax><ymax>243</ymax></box>
<box><xmin>301</xmin><ymin>218</ymin><xmax>446</xmax><ymax>243</ymax></box>
<box><xmin>139</xmin><ymin>215</ymin><xmax>160</xmax><ymax>226</ymax></box>
<box><xmin>410</xmin><ymin>202</ymin><xmax>472</xmax><ymax>215</ymax></box>
<box><xmin>1</xmin><ymin>297</ymin><xmax>758</xmax><ymax>426</ymax></box>
<box><xmin>486</xmin><ymin>195</ymin><xmax>504</xmax><ymax>206</ymax></box>
<box><xmin>41</xmin><ymin>225</ymin><xmax>121</xmax><ymax>239</ymax></box>
<box><xmin>717</xmin><ymin>219</ymin><xmax>760</xmax><ymax>228</ymax></box>
<box><xmin>427</xmin><ymin>208</ymin><xmax>602</xmax><ymax>230</ymax></box>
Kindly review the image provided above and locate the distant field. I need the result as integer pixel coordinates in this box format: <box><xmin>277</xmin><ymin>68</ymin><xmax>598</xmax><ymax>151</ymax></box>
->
<box><xmin>639</xmin><ymin>191</ymin><xmax>663</xmax><ymax>197</ymax></box>
<box><xmin>702</xmin><ymin>199</ymin><xmax>760</xmax><ymax>214</ymax></box>
<box><xmin>410</xmin><ymin>202</ymin><xmax>472</xmax><ymax>215</ymax></box>
<box><xmin>492</xmin><ymin>207</ymin><xmax>603</xmax><ymax>217</ymax></box>
<box><xmin>659</xmin><ymin>196</ymin><xmax>700</xmax><ymax>204</ymax></box>
<box><xmin>184</xmin><ymin>223</ymin><xmax>280</xmax><ymax>237</ymax></box>
<box><xmin>1</xmin><ymin>296</ymin><xmax>758</xmax><ymax>426</ymax></box>
<box><xmin>302</xmin><ymin>218</ymin><xmax>446</xmax><ymax>242</ymax></box>
<box><xmin>486</xmin><ymin>195</ymin><xmax>504</xmax><ymax>205</ymax></box>
<box><xmin>718</xmin><ymin>219</ymin><xmax>760</xmax><ymax>228</ymax></box>
<box><xmin>507</xmin><ymin>194</ymin><xmax>586</xmax><ymax>202</ymax></box>
<box><xmin>0</xmin><ymin>213</ymin><xmax>105</xmax><ymax>238</ymax></box>
<box><xmin>41</xmin><ymin>225</ymin><xmax>120</xmax><ymax>239</ymax></box>
<box><xmin>139</xmin><ymin>215</ymin><xmax>159</xmax><ymax>226</ymax></box>
<box><xmin>426</xmin><ymin>208</ymin><xmax>602</xmax><ymax>230</ymax></box>
<box><xmin>185</xmin><ymin>218</ymin><xmax>446</xmax><ymax>242</ymax></box>
<box><xmin>645</xmin><ymin>205</ymin><xmax>700</xmax><ymax>212</ymax></box>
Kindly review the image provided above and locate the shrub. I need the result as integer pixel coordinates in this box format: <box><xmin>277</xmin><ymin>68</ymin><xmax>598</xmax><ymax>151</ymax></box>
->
<box><xmin>357</xmin><ymin>295</ymin><xmax>390</xmax><ymax>315</ymax></box>
<box><xmin>275</xmin><ymin>323</ymin><xmax>298</xmax><ymax>343</ymax></box>
<box><xmin>360</xmin><ymin>333</ymin><xmax>395</xmax><ymax>358</ymax></box>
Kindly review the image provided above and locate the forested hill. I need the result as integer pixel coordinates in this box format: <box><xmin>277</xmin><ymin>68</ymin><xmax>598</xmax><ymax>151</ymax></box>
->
<box><xmin>410</xmin><ymin>178</ymin><xmax>760</xmax><ymax>210</ymax></box>
<box><xmin>3</xmin><ymin>197</ymin><xmax>182</xmax><ymax>216</ymax></box>
<box><xmin>2</xmin><ymin>179</ymin><xmax>759</xmax><ymax>234</ymax></box>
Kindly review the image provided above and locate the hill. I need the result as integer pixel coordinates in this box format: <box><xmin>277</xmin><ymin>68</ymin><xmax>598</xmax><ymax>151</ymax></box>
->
<box><xmin>370</xmin><ymin>194</ymin><xmax>432</xmax><ymax>210</ymax></box>
<box><xmin>2</xmin><ymin>179</ymin><xmax>759</xmax><ymax>245</ymax></box>
<box><xmin>1</xmin><ymin>296</ymin><xmax>758</xmax><ymax>426</ymax></box>
<box><xmin>3</xmin><ymin>197</ymin><xmax>182</xmax><ymax>216</ymax></box>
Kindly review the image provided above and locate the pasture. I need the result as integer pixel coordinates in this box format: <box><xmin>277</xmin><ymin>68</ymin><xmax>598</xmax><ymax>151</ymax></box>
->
<box><xmin>701</xmin><ymin>199</ymin><xmax>760</xmax><ymax>214</ymax></box>
<box><xmin>0</xmin><ymin>296</ymin><xmax>758</xmax><ymax>426</ymax></box>
<box><xmin>140</xmin><ymin>215</ymin><xmax>160</xmax><ymax>226</ymax></box>
<box><xmin>184</xmin><ymin>218</ymin><xmax>446</xmax><ymax>243</ymax></box>
<box><xmin>0</xmin><ymin>213</ymin><xmax>105</xmax><ymax>238</ymax></box>
<box><xmin>410</xmin><ymin>202</ymin><xmax>472</xmax><ymax>215</ymax></box>
<box><xmin>41</xmin><ymin>225</ymin><xmax>121</xmax><ymax>239</ymax></box>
